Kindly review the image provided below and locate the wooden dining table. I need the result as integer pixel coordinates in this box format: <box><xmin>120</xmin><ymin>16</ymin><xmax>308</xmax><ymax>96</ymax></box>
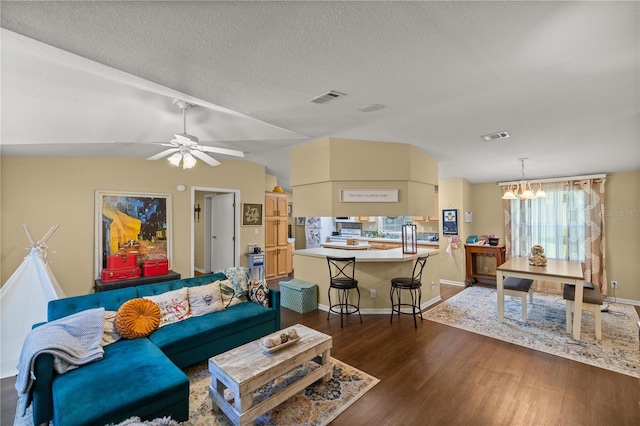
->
<box><xmin>496</xmin><ymin>257</ymin><xmax>585</xmax><ymax>340</ymax></box>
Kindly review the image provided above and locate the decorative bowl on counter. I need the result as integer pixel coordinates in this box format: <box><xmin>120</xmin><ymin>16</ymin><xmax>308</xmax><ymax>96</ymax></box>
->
<box><xmin>488</xmin><ymin>237</ymin><xmax>500</xmax><ymax>246</ymax></box>
<box><xmin>346</xmin><ymin>238</ymin><xmax>359</xmax><ymax>245</ymax></box>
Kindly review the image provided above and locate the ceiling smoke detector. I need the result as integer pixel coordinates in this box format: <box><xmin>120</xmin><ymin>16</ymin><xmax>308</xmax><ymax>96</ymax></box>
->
<box><xmin>481</xmin><ymin>131</ymin><xmax>510</xmax><ymax>141</ymax></box>
<box><xmin>307</xmin><ymin>90</ymin><xmax>346</xmax><ymax>104</ymax></box>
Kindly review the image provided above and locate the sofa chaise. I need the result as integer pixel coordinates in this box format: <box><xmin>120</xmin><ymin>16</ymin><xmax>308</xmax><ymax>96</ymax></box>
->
<box><xmin>28</xmin><ymin>272</ymin><xmax>281</xmax><ymax>426</ymax></box>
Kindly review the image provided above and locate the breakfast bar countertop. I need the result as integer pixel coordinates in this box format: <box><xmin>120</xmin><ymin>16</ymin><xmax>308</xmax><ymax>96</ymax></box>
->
<box><xmin>294</xmin><ymin>247</ymin><xmax>438</xmax><ymax>262</ymax></box>
<box><xmin>320</xmin><ymin>242</ymin><xmax>372</xmax><ymax>250</ymax></box>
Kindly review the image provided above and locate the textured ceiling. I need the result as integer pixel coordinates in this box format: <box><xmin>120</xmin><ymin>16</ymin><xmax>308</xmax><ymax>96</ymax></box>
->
<box><xmin>1</xmin><ymin>1</ymin><xmax>638</xmax><ymax>190</ymax></box>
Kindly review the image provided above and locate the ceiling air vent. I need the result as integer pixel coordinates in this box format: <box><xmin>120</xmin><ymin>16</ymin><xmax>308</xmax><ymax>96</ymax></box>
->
<box><xmin>481</xmin><ymin>131</ymin><xmax>510</xmax><ymax>141</ymax></box>
<box><xmin>307</xmin><ymin>90</ymin><xmax>346</xmax><ymax>104</ymax></box>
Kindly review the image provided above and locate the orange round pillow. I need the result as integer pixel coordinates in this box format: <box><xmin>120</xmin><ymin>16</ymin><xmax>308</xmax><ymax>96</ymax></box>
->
<box><xmin>115</xmin><ymin>298</ymin><xmax>161</xmax><ymax>339</ymax></box>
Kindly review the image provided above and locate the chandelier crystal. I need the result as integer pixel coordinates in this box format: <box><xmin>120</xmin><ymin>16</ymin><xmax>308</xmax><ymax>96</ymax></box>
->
<box><xmin>501</xmin><ymin>158</ymin><xmax>547</xmax><ymax>200</ymax></box>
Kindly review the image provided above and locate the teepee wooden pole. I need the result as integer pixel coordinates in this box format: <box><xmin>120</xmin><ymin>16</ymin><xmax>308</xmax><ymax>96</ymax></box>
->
<box><xmin>22</xmin><ymin>224</ymin><xmax>35</xmax><ymax>246</ymax></box>
<box><xmin>40</xmin><ymin>224</ymin><xmax>60</xmax><ymax>244</ymax></box>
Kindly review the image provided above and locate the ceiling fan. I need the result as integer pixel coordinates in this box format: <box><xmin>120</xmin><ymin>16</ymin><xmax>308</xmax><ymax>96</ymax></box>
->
<box><xmin>147</xmin><ymin>100</ymin><xmax>245</xmax><ymax>169</ymax></box>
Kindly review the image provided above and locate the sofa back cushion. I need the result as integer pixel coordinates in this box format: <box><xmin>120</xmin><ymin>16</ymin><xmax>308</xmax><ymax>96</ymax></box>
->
<box><xmin>135</xmin><ymin>273</ymin><xmax>227</xmax><ymax>298</ymax></box>
<box><xmin>48</xmin><ymin>287</ymin><xmax>138</xmax><ymax>322</ymax></box>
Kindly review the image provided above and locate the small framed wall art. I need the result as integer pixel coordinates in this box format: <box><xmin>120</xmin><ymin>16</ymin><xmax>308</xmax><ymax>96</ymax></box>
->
<box><xmin>242</xmin><ymin>203</ymin><xmax>263</xmax><ymax>226</ymax></box>
<box><xmin>442</xmin><ymin>208</ymin><xmax>459</xmax><ymax>235</ymax></box>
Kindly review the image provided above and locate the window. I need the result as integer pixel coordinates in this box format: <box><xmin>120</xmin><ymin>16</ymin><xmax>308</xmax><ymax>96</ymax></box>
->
<box><xmin>508</xmin><ymin>183</ymin><xmax>586</xmax><ymax>262</ymax></box>
<box><xmin>377</xmin><ymin>216</ymin><xmax>412</xmax><ymax>233</ymax></box>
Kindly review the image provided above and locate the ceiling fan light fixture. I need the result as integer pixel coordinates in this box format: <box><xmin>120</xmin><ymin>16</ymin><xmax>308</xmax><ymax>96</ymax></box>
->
<box><xmin>182</xmin><ymin>152</ymin><xmax>197</xmax><ymax>169</ymax></box>
<box><xmin>168</xmin><ymin>152</ymin><xmax>182</xmax><ymax>167</ymax></box>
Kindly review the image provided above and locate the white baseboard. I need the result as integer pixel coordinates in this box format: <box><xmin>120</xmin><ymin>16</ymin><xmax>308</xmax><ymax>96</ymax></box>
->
<box><xmin>605</xmin><ymin>296</ymin><xmax>640</xmax><ymax>307</ymax></box>
<box><xmin>440</xmin><ymin>279</ymin><xmax>466</xmax><ymax>287</ymax></box>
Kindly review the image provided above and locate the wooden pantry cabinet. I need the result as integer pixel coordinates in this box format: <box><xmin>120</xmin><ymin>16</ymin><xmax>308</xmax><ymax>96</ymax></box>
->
<box><xmin>265</xmin><ymin>192</ymin><xmax>291</xmax><ymax>279</ymax></box>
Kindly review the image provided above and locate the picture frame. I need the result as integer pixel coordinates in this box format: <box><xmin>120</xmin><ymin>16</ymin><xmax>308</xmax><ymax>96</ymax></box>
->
<box><xmin>95</xmin><ymin>190</ymin><xmax>172</xmax><ymax>277</ymax></box>
<box><xmin>442</xmin><ymin>208</ymin><xmax>459</xmax><ymax>235</ymax></box>
<box><xmin>296</xmin><ymin>217</ymin><xmax>305</xmax><ymax>226</ymax></box>
<box><xmin>242</xmin><ymin>203</ymin><xmax>263</xmax><ymax>226</ymax></box>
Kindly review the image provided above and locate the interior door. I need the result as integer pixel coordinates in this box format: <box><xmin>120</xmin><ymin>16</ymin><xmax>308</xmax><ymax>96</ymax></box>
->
<box><xmin>207</xmin><ymin>193</ymin><xmax>236</xmax><ymax>272</ymax></box>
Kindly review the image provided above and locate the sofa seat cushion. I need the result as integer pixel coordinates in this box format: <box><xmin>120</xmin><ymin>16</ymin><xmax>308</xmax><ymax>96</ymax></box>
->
<box><xmin>52</xmin><ymin>338</ymin><xmax>188</xmax><ymax>426</ymax></box>
<box><xmin>148</xmin><ymin>302</ymin><xmax>275</xmax><ymax>356</ymax></box>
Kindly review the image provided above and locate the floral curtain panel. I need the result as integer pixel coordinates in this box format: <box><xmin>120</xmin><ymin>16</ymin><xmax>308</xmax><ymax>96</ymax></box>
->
<box><xmin>503</xmin><ymin>178</ymin><xmax>607</xmax><ymax>295</ymax></box>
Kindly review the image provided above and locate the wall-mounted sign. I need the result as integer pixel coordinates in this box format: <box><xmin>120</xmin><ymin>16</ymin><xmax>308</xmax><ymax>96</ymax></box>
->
<box><xmin>340</xmin><ymin>189</ymin><xmax>398</xmax><ymax>203</ymax></box>
<box><xmin>442</xmin><ymin>208</ymin><xmax>458</xmax><ymax>235</ymax></box>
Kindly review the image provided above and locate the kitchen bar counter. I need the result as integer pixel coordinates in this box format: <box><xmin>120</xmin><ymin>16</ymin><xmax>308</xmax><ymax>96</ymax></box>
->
<box><xmin>319</xmin><ymin>242</ymin><xmax>372</xmax><ymax>250</ymax></box>
<box><xmin>293</xmin><ymin>247</ymin><xmax>440</xmax><ymax>313</ymax></box>
<box><xmin>296</xmin><ymin>247</ymin><xmax>435</xmax><ymax>261</ymax></box>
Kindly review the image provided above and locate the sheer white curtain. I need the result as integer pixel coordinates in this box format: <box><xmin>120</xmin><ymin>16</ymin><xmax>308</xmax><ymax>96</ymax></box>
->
<box><xmin>508</xmin><ymin>182</ymin><xmax>585</xmax><ymax>261</ymax></box>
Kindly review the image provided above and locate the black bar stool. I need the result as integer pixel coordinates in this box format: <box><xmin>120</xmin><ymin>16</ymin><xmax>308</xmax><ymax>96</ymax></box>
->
<box><xmin>390</xmin><ymin>255</ymin><xmax>429</xmax><ymax>328</ymax></box>
<box><xmin>326</xmin><ymin>256</ymin><xmax>362</xmax><ymax>328</ymax></box>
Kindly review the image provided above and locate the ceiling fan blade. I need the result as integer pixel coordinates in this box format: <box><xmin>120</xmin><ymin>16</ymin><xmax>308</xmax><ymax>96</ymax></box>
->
<box><xmin>147</xmin><ymin>148</ymin><xmax>179</xmax><ymax>161</ymax></box>
<box><xmin>198</xmin><ymin>145</ymin><xmax>245</xmax><ymax>158</ymax></box>
<box><xmin>174</xmin><ymin>133</ymin><xmax>199</xmax><ymax>144</ymax></box>
<box><xmin>191</xmin><ymin>150</ymin><xmax>221</xmax><ymax>167</ymax></box>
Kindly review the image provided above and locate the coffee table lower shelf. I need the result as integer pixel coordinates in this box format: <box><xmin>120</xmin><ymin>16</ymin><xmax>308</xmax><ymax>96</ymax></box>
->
<box><xmin>208</xmin><ymin>325</ymin><xmax>333</xmax><ymax>426</ymax></box>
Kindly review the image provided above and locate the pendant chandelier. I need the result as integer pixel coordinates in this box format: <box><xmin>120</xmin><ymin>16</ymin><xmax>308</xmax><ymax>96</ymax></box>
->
<box><xmin>501</xmin><ymin>158</ymin><xmax>547</xmax><ymax>200</ymax></box>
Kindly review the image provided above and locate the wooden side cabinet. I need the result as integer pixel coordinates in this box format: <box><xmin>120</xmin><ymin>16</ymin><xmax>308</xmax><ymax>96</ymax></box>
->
<box><xmin>464</xmin><ymin>244</ymin><xmax>506</xmax><ymax>286</ymax></box>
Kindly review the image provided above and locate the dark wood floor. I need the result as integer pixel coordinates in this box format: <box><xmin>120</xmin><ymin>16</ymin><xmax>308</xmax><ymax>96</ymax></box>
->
<box><xmin>3</xmin><ymin>284</ymin><xmax>640</xmax><ymax>425</ymax></box>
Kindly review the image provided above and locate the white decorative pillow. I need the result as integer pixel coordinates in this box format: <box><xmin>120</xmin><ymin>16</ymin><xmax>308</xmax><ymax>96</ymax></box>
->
<box><xmin>102</xmin><ymin>311</ymin><xmax>121</xmax><ymax>346</ymax></box>
<box><xmin>219</xmin><ymin>279</ymin><xmax>248</xmax><ymax>308</ymax></box>
<box><xmin>144</xmin><ymin>287</ymin><xmax>191</xmax><ymax>327</ymax></box>
<box><xmin>188</xmin><ymin>282</ymin><xmax>223</xmax><ymax>317</ymax></box>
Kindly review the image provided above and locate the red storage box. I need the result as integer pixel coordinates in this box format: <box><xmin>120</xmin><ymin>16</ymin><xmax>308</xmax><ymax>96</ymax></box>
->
<box><xmin>101</xmin><ymin>267</ymin><xmax>141</xmax><ymax>282</ymax></box>
<box><xmin>141</xmin><ymin>259</ymin><xmax>169</xmax><ymax>277</ymax></box>
<box><xmin>106</xmin><ymin>253</ymin><xmax>138</xmax><ymax>269</ymax></box>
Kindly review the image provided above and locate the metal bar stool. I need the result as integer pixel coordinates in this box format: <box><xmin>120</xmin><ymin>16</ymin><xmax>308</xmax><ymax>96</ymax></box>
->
<box><xmin>390</xmin><ymin>255</ymin><xmax>429</xmax><ymax>328</ymax></box>
<box><xmin>326</xmin><ymin>256</ymin><xmax>362</xmax><ymax>328</ymax></box>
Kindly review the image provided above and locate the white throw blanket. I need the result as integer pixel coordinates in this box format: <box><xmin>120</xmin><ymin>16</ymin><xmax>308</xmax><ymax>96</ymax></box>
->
<box><xmin>15</xmin><ymin>307</ymin><xmax>105</xmax><ymax>417</ymax></box>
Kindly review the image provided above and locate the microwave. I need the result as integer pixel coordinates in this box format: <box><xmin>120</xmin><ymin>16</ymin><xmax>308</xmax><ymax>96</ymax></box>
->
<box><xmin>335</xmin><ymin>217</ymin><xmax>353</xmax><ymax>222</ymax></box>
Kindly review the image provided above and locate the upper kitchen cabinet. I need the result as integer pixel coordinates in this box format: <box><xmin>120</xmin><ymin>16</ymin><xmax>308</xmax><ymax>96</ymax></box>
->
<box><xmin>356</xmin><ymin>216</ymin><xmax>375</xmax><ymax>222</ymax></box>
<box><xmin>265</xmin><ymin>192</ymin><xmax>288</xmax><ymax>217</ymax></box>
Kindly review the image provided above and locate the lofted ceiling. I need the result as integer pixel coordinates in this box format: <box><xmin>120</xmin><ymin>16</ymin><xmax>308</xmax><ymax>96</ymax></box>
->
<box><xmin>1</xmin><ymin>1</ymin><xmax>638</xmax><ymax>191</ymax></box>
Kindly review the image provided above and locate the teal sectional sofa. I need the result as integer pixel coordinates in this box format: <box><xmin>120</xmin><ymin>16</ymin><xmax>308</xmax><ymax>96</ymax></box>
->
<box><xmin>29</xmin><ymin>273</ymin><xmax>281</xmax><ymax>426</ymax></box>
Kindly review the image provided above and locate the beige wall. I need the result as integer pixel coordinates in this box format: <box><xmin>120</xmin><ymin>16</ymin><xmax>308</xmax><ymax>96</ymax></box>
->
<box><xmin>603</xmin><ymin>171</ymin><xmax>640</xmax><ymax>301</ymax></box>
<box><xmin>1</xmin><ymin>156</ymin><xmax>267</xmax><ymax>296</ymax></box>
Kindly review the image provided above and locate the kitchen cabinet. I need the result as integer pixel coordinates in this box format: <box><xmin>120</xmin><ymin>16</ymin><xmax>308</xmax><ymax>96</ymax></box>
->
<box><xmin>357</xmin><ymin>216</ymin><xmax>375</xmax><ymax>222</ymax></box>
<box><xmin>265</xmin><ymin>192</ymin><xmax>289</xmax><ymax>279</ymax></box>
<box><xmin>266</xmin><ymin>192</ymin><xmax>288</xmax><ymax>217</ymax></box>
<box><xmin>286</xmin><ymin>242</ymin><xmax>294</xmax><ymax>274</ymax></box>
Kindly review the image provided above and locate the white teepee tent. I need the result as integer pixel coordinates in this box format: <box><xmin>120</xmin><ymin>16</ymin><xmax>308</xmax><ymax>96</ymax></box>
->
<box><xmin>1</xmin><ymin>225</ymin><xmax>65</xmax><ymax>378</ymax></box>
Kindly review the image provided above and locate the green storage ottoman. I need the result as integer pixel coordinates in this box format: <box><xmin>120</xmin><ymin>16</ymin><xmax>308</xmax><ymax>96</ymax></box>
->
<box><xmin>280</xmin><ymin>279</ymin><xmax>318</xmax><ymax>313</ymax></box>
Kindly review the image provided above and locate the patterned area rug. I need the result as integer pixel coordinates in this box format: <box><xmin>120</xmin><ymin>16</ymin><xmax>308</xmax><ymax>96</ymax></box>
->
<box><xmin>184</xmin><ymin>357</ymin><xmax>378</xmax><ymax>425</ymax></box>
<box><xmin>423</xmin><ymin>286</ymin><xmax>640</xmax><ymax>378</ymax></box>
<box><xmin>15</xmin><ymin>358</ymin><xmax>377</xmax><ymax>426</ymax></box>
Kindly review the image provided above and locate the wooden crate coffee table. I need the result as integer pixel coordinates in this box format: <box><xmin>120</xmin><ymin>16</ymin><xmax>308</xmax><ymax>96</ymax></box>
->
<box><xmin>208</xmin><ymin>324</ymin><xmax>333</xmax><ymax>426</ymax></box>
